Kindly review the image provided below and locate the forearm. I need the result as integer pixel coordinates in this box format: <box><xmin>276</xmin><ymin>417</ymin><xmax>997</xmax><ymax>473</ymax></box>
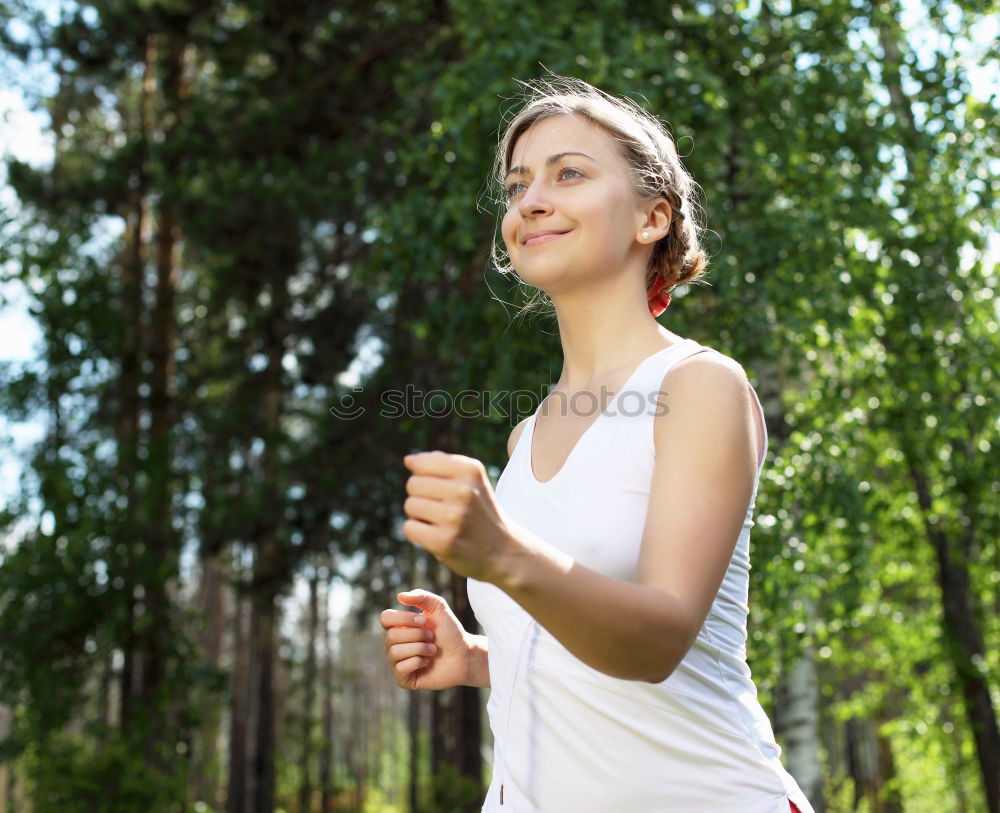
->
<box><xmin>462</xmin><ymin>633</ymin><xmax>491</xmax><ymax>688</ymax></box>
<box><xmin>494</xmin><ymin>526</ymin><xmax>694</xmax><ymax>683</ymax></box>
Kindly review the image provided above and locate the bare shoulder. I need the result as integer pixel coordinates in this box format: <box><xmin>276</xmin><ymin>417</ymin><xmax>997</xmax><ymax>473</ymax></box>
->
<box><xmin>654</xmin><ymin>349</ymin><xmax>751</xmax><ymax>439</ymax></box>
<box><xmin>653</xmin><ymin>347</ymin><xmax>762</xmax><ymax>467</ymax></box>
<box><xmin>507</xmin><ymin>416</ymin><xmax>532</xmax><ymax>459</ymax></box>
<box><xmin>669</xmin><ymin>346</ymin><xmax>747</xmax><ymax>388</ymax></box>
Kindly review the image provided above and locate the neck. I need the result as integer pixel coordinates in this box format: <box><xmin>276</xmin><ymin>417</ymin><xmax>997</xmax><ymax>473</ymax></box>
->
<box><xmin>549</xmin><ymin>278</ymin><xmax>681</xmax><ymax>390</ymax></box>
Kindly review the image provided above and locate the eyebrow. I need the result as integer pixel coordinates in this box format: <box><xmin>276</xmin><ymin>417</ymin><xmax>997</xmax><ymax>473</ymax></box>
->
<box><xmin>504</xmin><ymin>151</ymin><xmax>597</xmax><ymax>180</ymax></box>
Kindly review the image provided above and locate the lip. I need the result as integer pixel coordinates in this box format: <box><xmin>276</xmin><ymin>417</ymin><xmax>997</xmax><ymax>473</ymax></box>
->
<box><xmin>522</xmin><ymin>230</ymin><xmax>569</xmax><ymax>247</ymax></box>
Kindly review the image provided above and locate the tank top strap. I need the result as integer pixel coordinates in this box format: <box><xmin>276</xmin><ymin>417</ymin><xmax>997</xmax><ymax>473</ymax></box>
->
<box><xmin>629</xmin><ymin>340</ymin><xmax>769</xmax><ymax>476</ymax></box>
<box><xmin>628</xmin><ymin>338</ymin><xmax>717</xmax><ymax>414</ymax></box>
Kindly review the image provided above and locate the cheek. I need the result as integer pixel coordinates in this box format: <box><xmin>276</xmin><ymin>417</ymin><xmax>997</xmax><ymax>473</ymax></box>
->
<box><xmin>581</xmin><ymin>192</ymin><xmax>634</xmax><ymax>243</ymax></box>
<box><xmin>608</xmin><ymin>192</ymin><xmax>644</xmax><ymax>246</ymax></box>
<box><xmin>501</xmin><ymin>210</ymin><xmax>519</xmax><ymax>252</ymax></box>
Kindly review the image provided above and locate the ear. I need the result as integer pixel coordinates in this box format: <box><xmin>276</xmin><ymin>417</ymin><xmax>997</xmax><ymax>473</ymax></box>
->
<box><xmin>637</xmin><ymin>199</ymin><xmax>673</xmax><ymax>244</ymax></box>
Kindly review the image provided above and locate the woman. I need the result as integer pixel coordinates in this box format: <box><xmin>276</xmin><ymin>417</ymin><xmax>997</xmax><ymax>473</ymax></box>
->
<box><xmin>380</xmin><ymin>76</ymin><xmax>814</xmax><ymax>813</ymax></box>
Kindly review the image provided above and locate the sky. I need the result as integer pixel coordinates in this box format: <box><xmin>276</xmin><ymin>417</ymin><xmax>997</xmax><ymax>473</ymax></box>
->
<box><xmin>0</xmin><ymin>103</ymin><xmax>46</xmax><ymax>518</ymax></box>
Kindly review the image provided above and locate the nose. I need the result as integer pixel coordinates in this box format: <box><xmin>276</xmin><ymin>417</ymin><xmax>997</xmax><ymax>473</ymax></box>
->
<box><xmin>517</xmin><ymin>178</ymin><xmax>553</xmax><ymax>218</ymax></box>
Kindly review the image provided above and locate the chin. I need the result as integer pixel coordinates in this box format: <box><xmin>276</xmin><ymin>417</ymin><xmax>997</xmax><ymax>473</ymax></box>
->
<box><xmin>512</xmin><ymin>261</ymin><xmax>577</xmax><ymax>291</ymax></box>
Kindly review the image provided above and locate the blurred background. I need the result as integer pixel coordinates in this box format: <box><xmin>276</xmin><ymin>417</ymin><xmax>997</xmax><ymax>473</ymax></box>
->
<box><xmin>0</xmin><ymin>1</ymin><xmax>997</xmax><ymax>811</ymax></box>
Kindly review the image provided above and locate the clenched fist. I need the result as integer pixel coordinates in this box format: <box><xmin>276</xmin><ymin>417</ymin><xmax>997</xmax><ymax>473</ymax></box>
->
<box><xmin>401</xmin><ymin>451</ymin><xmax>520</xmax><ymax>584</ymax></box>
<box><xmin>380</xmin><ymin>590</ymin><xmax>489</xmax><ymax>690</ymax></box>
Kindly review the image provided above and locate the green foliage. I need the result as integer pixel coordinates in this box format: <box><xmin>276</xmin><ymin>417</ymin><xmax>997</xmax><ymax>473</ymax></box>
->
<box><xmin>22</xmin><ymin>731</ymin><xmax>188</xmax><ymax>812</ymax></box>
<box><xmin>426</xmin><ymin>762</ymin><xmax>484</xmax><ymax>813</ymax></box>
<box><xmin>0</xmin><ymin>527</ymin><xmax>110</xmax><ymax>749</ymax></box>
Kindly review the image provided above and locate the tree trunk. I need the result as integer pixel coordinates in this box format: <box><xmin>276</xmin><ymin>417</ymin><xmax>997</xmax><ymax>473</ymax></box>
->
<box><xmin>141</xmin><ymin>28</ymin><xmax>186</xmax><ymax>759</ymax></box>
<box><xmin>429</xmin><ymin>563</ymin><xmax>450</xmax><ymax>788</ymax></box>
<box><xmin>907</xmin><ymin>459</ymin><xmax>1000</xmax><ymax>813</ymax></box>
<box><xmin>299</xmin><ymin>569</ymin><xmax>319</xmax><ymax>813</ymax></box>
<box><xmin>244</xmin><ymin>240</ymin><xmax>291</xmax><ymax>810</ymax></box>
<box><xmin>346</xmin><ymin>664</ymin><xmax>367</xmax><ymax>811</ymax></box>
<box><xmin>246</xmin><ymin>306</ymin><xmax>286</xmax><ymax>812</ymax></box>
<box><xmin>98</xmin><ymin>648</ymin><xmax>114</xmax><ymax>733</ymax></box>
<box><xmin>117</xmin><ymin>30</ymin><xmax>153</xmax><ymax>738</ymax></box>
<box><xmin>845</xmin><ymin>716</ymin><xmax>873</xmax><ymax>809</ymax></box>
<box><xmin>408</xmin><ymin>692</ymin><xmax>421</xmax><ymax>813</ymax></box>
<box><xmin>320</xmin><ymin>573</ymin><xmax>335</xmax><ymax>813</ymax></box>
<box><xmin>194</xmin><ymin>554</ymin><xmax>225</xmax><ymax>807</ymax></box>
<box><xmin>874</xmin><ymin>719</ymin><xmax>903</xmax><ymax>813</ymax></box>
<box><xmin>227</xmin><ymin>550</ymin><xmax>250</xmax><ymax>813</ymax></box>
<box><xmin>944</xmin><ymin>696</ymin><xmax>972</xmax><ymax>813</ymax></box>
<box><xmin>0</xmin><ymin>706</ymin><xmax>11</xmax><ymax>812</ymax></box>
<box><xmin>778</xmin><ymin>644</ymin><xmax>823</xmax><ymax>812</ymax></box>
<box><xmin>246</xmin><ymin>588</ymin><xmax>278</xmax><ymax>813</ymax></box>
<box><xmin>754</xmin><ymin>359</ymin><xmax>820</xmax><ymax>810</ymax></box>
<box><xmin>450</xmin><ymin>570</ymin><xmax>483</xmax><ymax>809</ymax></box>
<box><xmin>370</xmin><ymin>654</ymin><xmax>385</xmax><ymax>804</ymax></box>
<box><xmin>273</xmin><ymin>616</ymin><xmax>289</xmax><ymax>802</ymax></box>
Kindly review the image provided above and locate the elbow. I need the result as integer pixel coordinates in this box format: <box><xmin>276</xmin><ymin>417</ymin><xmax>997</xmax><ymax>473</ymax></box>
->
<box><xmin>642</xmin><ymin>660</ymin><xmax>678</xmax><ymax>684</ymax></box>
<box><xmin>639</xmin><ymin>624</ymin><xmax>699</xmax><ymax>684</ymax></box>
<box><xmin>600</xmin><ymin>647</ymin><xmax>679</xmax><ymax>684</ymax></box>
<box><xmin>631</xmin><ymin>644</ymin><xmax>683</xmax><ymax>684</ymax></box>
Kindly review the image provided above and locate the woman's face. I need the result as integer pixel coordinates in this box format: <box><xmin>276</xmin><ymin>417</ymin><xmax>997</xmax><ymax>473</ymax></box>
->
<box><xmin>501</xmin><ymin>114</ymin><xmax>647</xmax><ymax>294</ymax></box>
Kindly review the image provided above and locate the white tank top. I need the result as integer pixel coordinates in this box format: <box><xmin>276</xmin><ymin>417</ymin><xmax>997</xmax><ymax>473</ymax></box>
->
<box><xmin>467</xmin><ymin>338</ymin><xmax>815</xmax><ymax>813</ymax></box>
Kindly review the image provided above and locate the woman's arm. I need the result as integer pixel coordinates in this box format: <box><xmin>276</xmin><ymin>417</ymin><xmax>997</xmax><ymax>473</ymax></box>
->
<box><xmin>401</xmin><ymin>353</ymin><xmax>762</xmax><ymax>684</ymax></box>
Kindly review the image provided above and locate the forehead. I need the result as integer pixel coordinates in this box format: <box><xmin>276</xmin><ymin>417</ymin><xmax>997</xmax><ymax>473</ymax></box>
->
<box><xmin>508</xmin><ymin>113</ymin><xmax>624</xmax><ymax>169</ymax></box>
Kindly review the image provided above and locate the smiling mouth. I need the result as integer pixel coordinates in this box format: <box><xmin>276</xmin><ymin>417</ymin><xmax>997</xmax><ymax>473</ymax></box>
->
<box><xmin>523</xmin><ymin>232</ymin><xmax>568</xmax><ymax>247</ymax></box>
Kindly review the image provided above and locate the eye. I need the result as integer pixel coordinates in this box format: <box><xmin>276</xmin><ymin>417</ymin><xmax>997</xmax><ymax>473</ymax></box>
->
<box><xmin>558</xmin><ymin>166</ymin><xmax>584</xmax><ymax>181</ymax></box>
<box><xmin>505</xmin><ymin>181</ymin><xmax>527</xmax><ymax>201</ymax></box>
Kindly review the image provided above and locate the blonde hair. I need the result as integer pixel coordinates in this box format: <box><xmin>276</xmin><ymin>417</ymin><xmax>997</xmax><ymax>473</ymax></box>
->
<box><xmin>490</xmin><ymin>76</ymin><xmax>709</xmax><ymax>316</ymax></box>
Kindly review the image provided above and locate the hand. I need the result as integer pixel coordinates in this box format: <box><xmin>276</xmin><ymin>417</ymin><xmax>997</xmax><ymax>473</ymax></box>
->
<box><xmin>401</xmin><ymin>451</ymin><xmax>519</xmax><ymax>583</ymax></box>
<box><xmin>380</xmin><ymin>589</ymin><xmax>478</xmax><ymax>691</ymax></box>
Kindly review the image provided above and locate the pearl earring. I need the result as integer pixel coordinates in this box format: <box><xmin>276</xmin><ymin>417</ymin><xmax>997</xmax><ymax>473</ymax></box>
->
<box><xmin>642</xmin><ymin>231</ymin><xmax>650</xmax><ymax>240</ymax></box>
